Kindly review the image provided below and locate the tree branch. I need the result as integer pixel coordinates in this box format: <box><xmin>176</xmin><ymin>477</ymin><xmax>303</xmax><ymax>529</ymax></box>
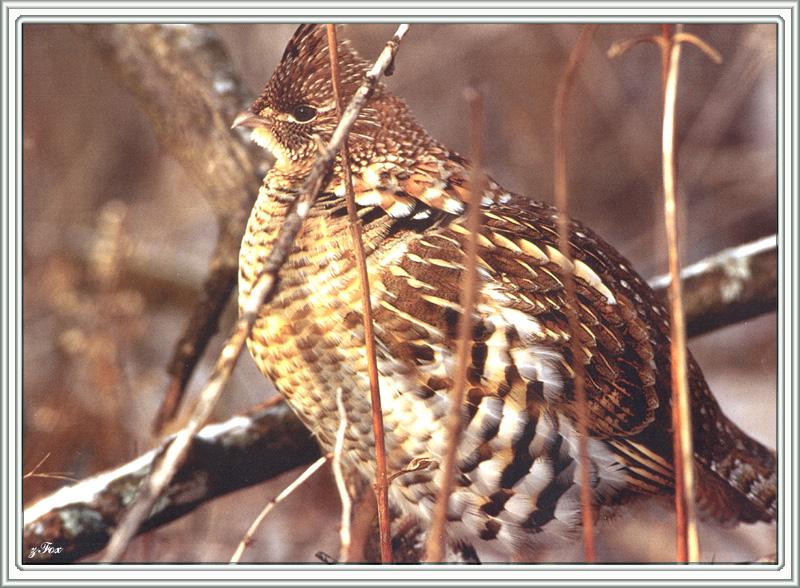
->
<box><xmin>72</xmin><ymin>24</ymin><xmax>266</xmax><ymax>433</ymax></box>
<box><xmin>649</xmin><ymin>234</ymin><xmax>777</xmax><ymax>338</ymax></box>
<box><xmin>23</xmin><ymin>402</ymin><xmax>320</xmax><ymax>564</ymax></box>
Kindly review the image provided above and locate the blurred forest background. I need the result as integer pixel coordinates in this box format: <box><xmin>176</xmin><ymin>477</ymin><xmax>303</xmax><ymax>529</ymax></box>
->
<box><xmin>22</xmin><ymin>23</ymin><xmax>777</xmax><ymax>563</ymax></box>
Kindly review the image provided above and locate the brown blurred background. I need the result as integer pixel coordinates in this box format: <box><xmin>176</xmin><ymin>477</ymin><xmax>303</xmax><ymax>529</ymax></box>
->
<box><xmin>22</xmin><ymin>23</ymin><xmax>777</xmax><ymax>563</ymax></box>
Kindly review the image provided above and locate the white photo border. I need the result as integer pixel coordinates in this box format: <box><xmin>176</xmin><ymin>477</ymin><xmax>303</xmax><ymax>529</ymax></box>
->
<box><xmin>1</xmin><ymin>1</ymin><xmax>796</xmax><ymax>586</ymax></box>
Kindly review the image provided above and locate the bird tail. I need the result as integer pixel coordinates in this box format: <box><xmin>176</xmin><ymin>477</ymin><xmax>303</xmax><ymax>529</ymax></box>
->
<box><xmin>693</xmin><ymin>401</ymin><xmax>777</xmax><ymax>525</ymax></box>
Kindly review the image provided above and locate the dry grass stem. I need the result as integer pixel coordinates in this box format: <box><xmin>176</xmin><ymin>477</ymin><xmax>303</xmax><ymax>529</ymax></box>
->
<box><xmin>609</xmin><ymin>23</ymin><xmax>721</xmax><ymax>563</ymax></box>
<box><xmin>23</xmin><ymin>452</ymin><xmax>79</xmax><ymax>483</ymax></box>
<box><xmin>326</xmin><ymin>23</ymin><xmax>393</xmax><ymax>563</ymax></box>
<box><xmin>23</xmin><ymin>453</ymin><xmax>52</xmax><ymax>479</ymax></box>
<box><xmin>553</xmin><ymin>23</ymin><xmax>599</xmax><ymax>563</ymax></box>
<box><xmin>23</xmin><ymin>473</ymin><xmax>79</xmax><ymax>483</ymax></box>
<box><xmin>423</xmin><ymin>87</ymin><xmax>485</xmax><ymax>563</ymax></box>
<box><xmin>230</xmin><ymin>455</ymin><xmax>329</xmax><ymax>563</ymax></box>
<box><xmin>607</xmin><ymin>34</ymin><xmax>667</xmax><ymax>59</ymax></box>
<box><xmin>101</xmin><ymin>24</ymin><xmax>411</xmax><ymax>562</ymax></box>
<box><xmin>661</xmin><ymin>23</ymin><xmax>700</xmax><ymax>564</ymax></box>
<box><xmin>333</xmin><ymin>387</ymin><xmax>354</xmax><ymax>561</ymax></box>
<box><xmin>672</xmin><ymin>32</ymin><xmax>723</xmax><ymax>63</ymax></box>
<box><xmin>608</xmin><ymin>30</ymin><xmax>722</xmax><ymax>67</ymax></box>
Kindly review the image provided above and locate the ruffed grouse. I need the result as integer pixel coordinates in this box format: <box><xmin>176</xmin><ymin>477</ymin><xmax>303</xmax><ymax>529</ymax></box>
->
<box><xmin>235</xmin><ymin>24</ymin><xmax>776</xmax><ymax>560</ymax></box>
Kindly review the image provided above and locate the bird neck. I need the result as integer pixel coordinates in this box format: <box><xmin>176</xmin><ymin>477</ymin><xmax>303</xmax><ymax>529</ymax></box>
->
<box><xmin>240</xmin><ymin>167</ymin><xmax>399</xmax><ymax>289</ymax></box>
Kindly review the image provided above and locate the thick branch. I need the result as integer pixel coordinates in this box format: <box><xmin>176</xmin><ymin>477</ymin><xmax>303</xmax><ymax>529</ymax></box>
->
<box><xmin>72</xmin><ymin>24</ymin><xmax>265</xmax><ymax>431</ymax></box>
<box><xmin>23</xmin><ymin>402</ymin><xmax>320</xmax><ymax>564</ymax></box>
<box><xmin>67</xmin><ymin>226</ymin><xmax>777</xmax><ymax>342</ymax></box>
<box><xmin>649</xmin><ymin>235</ymin><xmax>777</xmax><ymax>338</ymax></box>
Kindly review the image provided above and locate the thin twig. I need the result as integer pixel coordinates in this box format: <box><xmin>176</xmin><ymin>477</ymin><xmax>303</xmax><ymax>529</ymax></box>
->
<box><xmin>230</xmin><ymin>454</ymin><xmax>329</xmax><ymax>563</ymax></box>
<box><xmin>607</xmin><ymin>34</ymin><xmax>668</xmax><ymax>59</ymax></box>
<box><xmin>661</xmin><ymin>23</ymin><xmax>700</xmax><ymax>564</ymax></box>
<box><xmin>332</xmin><ymin>387</ymin><xmax>353</xmax><ymax>562</ymax></box>
<box><xmin>672</xmin><ymin>32</ymin><xmax>723</xmax><ymax>64</ymax></box>
<box><xmin>660</xmin><ymin>25</ymin><xmax>672</xmax><ymax>92</ymax></box>
<box><xmin>326</xmin><ymin>23</ymin><xmax>393</xmax><ymax>564</ymax></box>
<box><xmin>25</xmin><ymin>473</ymin><xmax>80</xmax><ymax>484</ymax></box>
<box><xmin>607</xmin><ymin>29</ymin><xmax>722</xmax><ymax>72</ymax></box>
<box><xmin>553</xmin><ymin>23</ymin><xmax>599</xmax><ymax>563</ymax></box>
<box><xmin>610</xmin><ymin>23</ymin><xmax>722</xmax><ymax>564</ymax></box>
<box><xmin>424</xmin><ymin>87</ymin><xmax>485</xmax><ymax>563</ymax></box>
<box><xmin>101</xmin><ymin>24</ymin><xmax>412</xmax><ymax>562</ymax></box>
<box><xmin>24</xmin><ymin>453</ymin><xmax>53</xmax><ymax>479</ymax></box>
<box><xmin>389</xmin><ymin>456</ymin><xmax>439</xmax><ymax>483</ymax></box>
<box><xmin>24</xmin><ymin>452</ymin><xmax>79</xmax><ymax>484</ymax></box>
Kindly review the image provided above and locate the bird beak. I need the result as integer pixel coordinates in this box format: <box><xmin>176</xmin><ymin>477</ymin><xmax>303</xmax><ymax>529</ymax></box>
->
<box><xmin>231</xmin><ymin>111</ymin><xmax>270</xmax><ymax>130</ymax></box>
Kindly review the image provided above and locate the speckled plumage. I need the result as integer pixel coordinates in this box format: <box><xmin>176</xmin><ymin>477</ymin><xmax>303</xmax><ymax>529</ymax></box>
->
<box><xmin>237</xmin><ymin>24</ymin><xmax>776</xmax><ymax>559</ymax></box>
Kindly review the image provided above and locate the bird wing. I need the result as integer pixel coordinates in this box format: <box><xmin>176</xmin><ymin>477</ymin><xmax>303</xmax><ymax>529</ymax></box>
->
<box><xmin>369</xmin><ymin>197</ymin><xmax>677</xmax><ymax>501</ymax></box>
<box><xmin>372</xmin><ymin>197</ymin><xmax>663</xmax><ymax>432</ymax></box>
<box><xmin>350</xmin><ymin>156</ymin><xmax>775</xmax><ymax>522</ymax></box>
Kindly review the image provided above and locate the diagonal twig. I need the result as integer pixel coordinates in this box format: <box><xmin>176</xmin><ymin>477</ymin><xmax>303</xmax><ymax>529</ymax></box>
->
<box><xmin>424</xmin><ymin>86</ymin><xmax>485</xmax><ymax>563</ymax></box>
<box><xmin>326</xmin><ymin>23</ymin><xmax>393</xmax><ymax>563</ymax></box>
<box><xmin>24</xmin><ymin>452</ymin><xmax>80</xmax><ymax>484</ymax></box>
<box><xmin>24</xmin><ymin>453</ymin><xmax>53</xmax><ymax>479</ymax></box>
<box><xmin>101</xmin><ymin>24</ymin><xmax>412</xmax><ymax>562</ymax></box>
<box><xmin>552</xmin><ymin>23</ymin><xmax>599</xmax><ymax>563</ymax></box>
<box><xmin>230</xmin><ymin>454</ymin><xmax>329</xmax><ymax>563</ymax></box>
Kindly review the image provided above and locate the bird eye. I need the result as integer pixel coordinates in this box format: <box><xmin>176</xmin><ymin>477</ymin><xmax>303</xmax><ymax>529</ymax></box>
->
<box><xmin>291</xmin><ymin>104</ymin><xmax>317</xmax><ymax>123</ymax></box>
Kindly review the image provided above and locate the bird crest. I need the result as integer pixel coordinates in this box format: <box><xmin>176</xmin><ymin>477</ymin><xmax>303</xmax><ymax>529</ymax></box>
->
<box><xmin>252</xmin><ymin>24</ymin><xmax>372</xmax><ymax>116</ymax></box>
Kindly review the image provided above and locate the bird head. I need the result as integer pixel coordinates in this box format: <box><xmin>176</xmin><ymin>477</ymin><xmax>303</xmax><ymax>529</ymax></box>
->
<box><xmin>232</xmin><ymin>24</ymin><xmax>387</xmax><ymax>167</ymax></box>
